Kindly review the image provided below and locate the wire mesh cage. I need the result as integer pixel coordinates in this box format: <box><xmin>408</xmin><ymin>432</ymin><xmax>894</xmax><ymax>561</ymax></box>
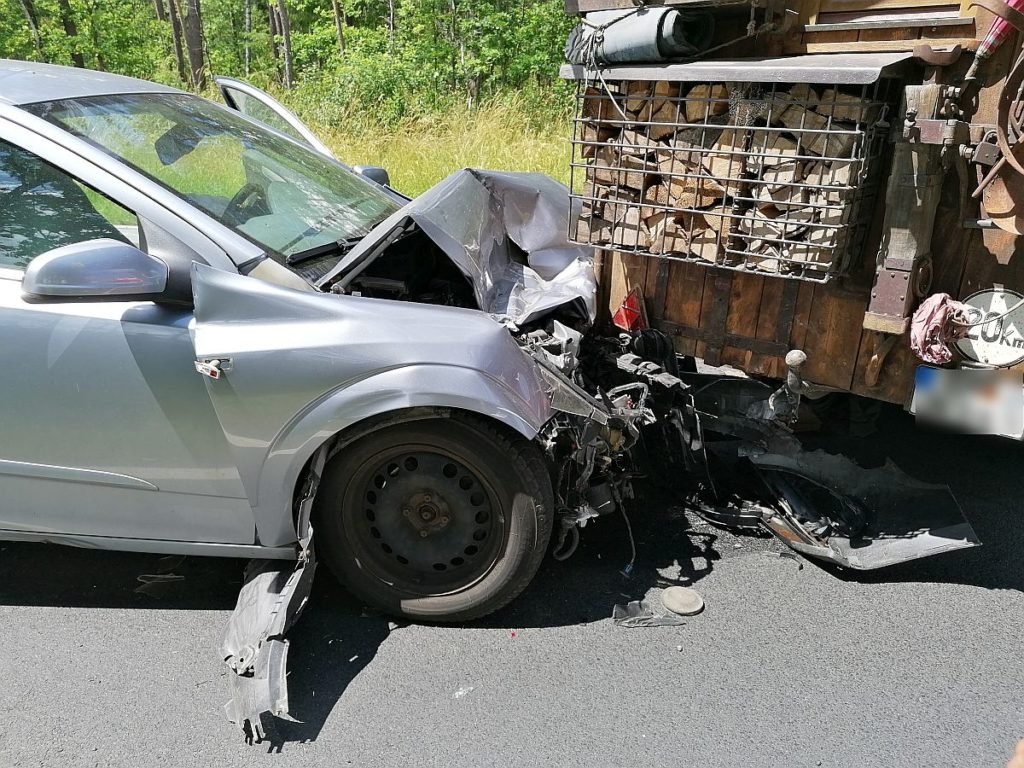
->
<box><xmin>568</xmin><ymin>76</ymin><xmax>897</xmax><ymax>282</ymax></box>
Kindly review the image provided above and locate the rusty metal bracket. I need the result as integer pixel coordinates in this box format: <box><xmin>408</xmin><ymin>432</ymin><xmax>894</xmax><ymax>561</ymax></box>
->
<box><xmin>913</xmin><ymin>44</ymin><xmax>964</xmax><ymax>68</ymax></box>
<box><xmin>906</xmin><ymin>118</ymin><xmax>971</xmax><ymax>146</ymax></box>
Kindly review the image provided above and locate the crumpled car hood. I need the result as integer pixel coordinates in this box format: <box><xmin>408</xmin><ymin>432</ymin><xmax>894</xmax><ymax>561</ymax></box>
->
<box><xmin>318</xmin><ymin>169</ymin><xmax>596</xmax><ymax>325</ymax></box>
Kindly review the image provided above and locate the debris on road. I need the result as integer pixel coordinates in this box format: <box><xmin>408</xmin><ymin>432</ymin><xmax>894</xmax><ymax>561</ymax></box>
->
<box><xmin>661</xmin><ymin>586</ymin><xmax>704</xmax><ymax>616</ymax></box>
<box><xmin>612</xmin><ymin>600</ymin><xmax>685</xmax><ymax>628</ymax></box>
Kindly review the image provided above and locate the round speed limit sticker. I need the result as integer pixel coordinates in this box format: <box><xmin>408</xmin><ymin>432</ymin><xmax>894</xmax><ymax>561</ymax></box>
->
<box><xmin>954</xmin><ymin>288</ymin><xmax>1024</xmax><ymax>367</ymax></box>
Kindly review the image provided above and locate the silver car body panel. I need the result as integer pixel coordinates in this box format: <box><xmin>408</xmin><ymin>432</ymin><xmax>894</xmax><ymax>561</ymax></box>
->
<box><xmin>0</xmin><ymin>59</ymin><xmax>183</xmax><ymax>106</ymax></box>
<box><xmin>191</xmin><ymin>262</ymin><xmax>554</xmax><ymax>547</ymax></box>
<box><xmin>0</xmin><ymin>266</ymin><xmax>258</xmax><ymax>542</ymax></box>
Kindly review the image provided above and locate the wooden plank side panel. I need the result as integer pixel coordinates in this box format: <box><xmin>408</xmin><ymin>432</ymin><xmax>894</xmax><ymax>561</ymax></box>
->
<box><xmin>821</xmin><ymin>291</ymin><xmax>870</xmax><ymax>389</ymax></box>
<box><xmin>719</xmin><ymin>272</ymin><xmax>765</xmax><ymax>370</ymax></box>
<box><xmin>748</xmin><ymin>275</ymin><xmax>787</xmax><ymax>378</ymax></box>
<box><xmin>662</xmin><ymin>260</ymin><xmax>707</xmax><ymax>356</ymax></box>
<box><xmin>798</xmin><ymin>286</ymin><xmax>867</xmax><ymax>389</ymax></box>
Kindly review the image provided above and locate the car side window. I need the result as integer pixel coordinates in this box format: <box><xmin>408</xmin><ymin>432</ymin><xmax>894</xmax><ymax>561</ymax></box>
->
<box><xmin>0</xmin><ymin>139</ymin><xmax>138</xmax><ymax>270</ymax></box>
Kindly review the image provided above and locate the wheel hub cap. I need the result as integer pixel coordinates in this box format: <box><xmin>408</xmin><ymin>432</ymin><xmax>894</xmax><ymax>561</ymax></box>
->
<box><xmin>356</xmin><ymin>450</ymin><xmax>499</xmax><ymax>589</ymax></box>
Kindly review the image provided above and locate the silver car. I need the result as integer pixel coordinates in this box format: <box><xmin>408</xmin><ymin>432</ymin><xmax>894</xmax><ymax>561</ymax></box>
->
<box><xmin>0</xmin><ymin>60</ymin><xmax>642</xmax><ymax>733</ymax></box>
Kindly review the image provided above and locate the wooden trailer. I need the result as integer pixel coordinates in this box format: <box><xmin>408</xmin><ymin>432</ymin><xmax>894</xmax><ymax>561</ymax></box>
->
<box><xmin>561</xmin><ymin>0</ymin><xmax>1024</xmax><ymax>409</ymax></box>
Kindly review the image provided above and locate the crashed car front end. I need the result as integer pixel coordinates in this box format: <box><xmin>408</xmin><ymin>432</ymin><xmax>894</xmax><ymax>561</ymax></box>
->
<box><xmin>220</xmin><ymin>167</ymin><xmax>978</xmax><ymax>739</ymax></box>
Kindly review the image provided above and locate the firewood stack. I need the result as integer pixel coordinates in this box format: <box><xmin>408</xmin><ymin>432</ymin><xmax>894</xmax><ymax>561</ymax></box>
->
<box><xmin>572</xmin><ymin>79</ymin><xmax>879</xmax><ymax>281</ymax></box>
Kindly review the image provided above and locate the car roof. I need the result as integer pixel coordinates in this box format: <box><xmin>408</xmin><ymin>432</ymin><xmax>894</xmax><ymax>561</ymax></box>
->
<box><xmin>0</xmin><ymin>59</ymin><xmax>184</xmax><ymax>106</ymax></box>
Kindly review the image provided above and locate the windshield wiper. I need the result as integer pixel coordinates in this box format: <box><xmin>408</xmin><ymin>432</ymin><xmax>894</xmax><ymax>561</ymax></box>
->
<box><xmin>286</xmin><ymin>235</ymin><xmax>363</xmax><ymax>265</ymax></box>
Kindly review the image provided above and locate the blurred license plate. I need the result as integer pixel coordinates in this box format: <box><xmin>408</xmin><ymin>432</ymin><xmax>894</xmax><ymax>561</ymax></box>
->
<box><xmin>912</xmin><ymin>367</ymin><xmax>1024</xmax><ymax>438</ymax></box>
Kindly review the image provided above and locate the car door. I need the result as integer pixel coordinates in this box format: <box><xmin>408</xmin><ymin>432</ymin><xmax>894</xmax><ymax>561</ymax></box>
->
<box><xmin>215</xmin><ymin>77</ymin><xmax>336</xmax><ymax>158</ymax></box>
<box><xmin>0</xmin><ymin>133</ymin><xmax>256</xmax><ymax>545</ymax></box>
<box><xmin>215</xmin><ymin>77</ymin><xmax>406</xmax><ymax>200</ymax></box>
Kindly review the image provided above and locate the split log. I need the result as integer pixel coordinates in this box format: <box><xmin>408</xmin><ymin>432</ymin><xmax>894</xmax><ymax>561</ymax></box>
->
<box><xmin>625</xmin><ymin>80</ymin><xmax>677</xmax><ymax>115</ymax></box>
<box><xmin>580</xmin><ymin>119</ymin><xmax>618</xmax><ymax>158</ymax></box>
<box><xmin>657</xmin><ymin>153</ymin><xmax>725</xmax><ymax>208</ymax></box>
<box><xmin>582</xmin><ymin>87</ymin><xmax>615</xmax><ymax>121</ymax></box>
<box><xmin>752</xmin><ymin>161</ymin><xmax>804</xmax><ymax>209</ymax></box>
<box><xmin>777</xmin><ymin>103</ymin><xmax>854</xmax><ymax>158</ymax></box>
<box><xmin>592</xmin><ymin>146</ymin><xmax>657</xmax><ymax>189</ymax></box>
<box><xmin>575</xmin><ymin>216</ymin><xmax>613</xmax><ymax>244</ymax></box>
<box><xmin>684</xmin><ymin>83</ymin><xmax>729</xmax><ymax>123</ymax></box>
<box><xmin>644</xmin><ymin>212</ymin><xmax>688</xmax><ymax>255</ymax></box>
<box><xmin>610</xmin><ymin>205</ymin><xmax>645</xmax><ymax>248</ymax></box>
<box><xmin>617</xmin><ymin>129</ymin><xmax>657</xmax><ymax>156</ymax></box>
<box><xmin>642</xmin><ymin>182</ymin><xmax>671</xmax><ymax>208</ymax></box>
<box><xmin>689</xmin><ymin>219</ymin><xmax>721</xmax><ymax>262</ymax></box>
<box><xmin>816</xmin><ymin>88</ymin><xmax>876</xmax><ymax>123</ymax></box>
<box><xmin>637</xmin><ymin>100</ymin><xmax>681</xmax><ymax>140</ymax></box>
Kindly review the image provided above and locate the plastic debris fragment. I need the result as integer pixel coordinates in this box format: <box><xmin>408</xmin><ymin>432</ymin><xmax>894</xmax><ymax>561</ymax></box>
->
<box><xmin>661</xmin><ymin>586</ymin><xmax>704</xmax><ymax>616</ymax></box>
<box><xmin>612</xmin><ymin>600</ymin><xmax>685</xmax><ymax>628</ymax></box>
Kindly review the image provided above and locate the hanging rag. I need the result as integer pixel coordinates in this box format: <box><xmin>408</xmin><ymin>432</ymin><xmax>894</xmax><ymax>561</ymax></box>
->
<box><xmin>910</xmin><ymin>292</ymin><xmax>972</xmax><ymax>364</ymax></box>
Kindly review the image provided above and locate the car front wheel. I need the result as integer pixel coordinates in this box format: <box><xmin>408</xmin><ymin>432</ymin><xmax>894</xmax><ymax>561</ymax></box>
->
<box><xmin>314</xmin><ymin>413</ymin><xmax>554</xmax><ymax>621</ymax></box>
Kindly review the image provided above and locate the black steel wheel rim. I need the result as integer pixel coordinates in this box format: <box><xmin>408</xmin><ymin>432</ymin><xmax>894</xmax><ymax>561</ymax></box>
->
<box><xmin>343</xmin><ymin>445</ymin><xmax>505</xmax><ymax>594</ymax></box>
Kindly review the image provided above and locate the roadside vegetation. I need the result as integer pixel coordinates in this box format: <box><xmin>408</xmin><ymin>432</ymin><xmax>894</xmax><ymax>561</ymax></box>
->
<box><xmin>0</xmin><ymin>0</ymin><xmax>576</xmax><ymax>193</ymax></box>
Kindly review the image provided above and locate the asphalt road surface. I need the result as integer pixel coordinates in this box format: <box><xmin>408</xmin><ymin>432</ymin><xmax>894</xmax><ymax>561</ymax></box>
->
<box><xmin>1</xmin><ymin>404</ymin><xmax>1021</xmax><ymax>767</ymax></box>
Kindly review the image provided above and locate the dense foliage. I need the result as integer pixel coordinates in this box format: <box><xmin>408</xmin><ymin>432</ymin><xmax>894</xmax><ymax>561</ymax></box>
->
<box><xmin>0</xmin><ymin>0</ymin><xmax>575</xmax><ymax>129</ymax></box>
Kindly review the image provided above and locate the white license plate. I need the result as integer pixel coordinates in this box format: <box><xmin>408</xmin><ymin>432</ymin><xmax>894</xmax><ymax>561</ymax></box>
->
<box><xmin>911</xmin><ymin>367</ymin><xmax>1024</xmax><ymax>438</ymax></box>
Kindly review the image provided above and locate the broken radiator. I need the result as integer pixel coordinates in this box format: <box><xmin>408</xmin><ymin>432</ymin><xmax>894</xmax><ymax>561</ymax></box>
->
<box><xmin>568</xmin><ymin>77</ymin><xmax>897</xmax><ymax>282</ymax></box>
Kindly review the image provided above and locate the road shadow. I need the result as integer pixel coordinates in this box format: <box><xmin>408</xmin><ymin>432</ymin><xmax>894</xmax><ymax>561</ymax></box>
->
<box><xmin>0</xmin><ymin>541</ymin><xmax>246</xmax><ymax>609</ymax></box>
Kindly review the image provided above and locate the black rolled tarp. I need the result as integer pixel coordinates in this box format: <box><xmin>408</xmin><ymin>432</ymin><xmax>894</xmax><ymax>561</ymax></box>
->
<box><xmin>564</xmin><ymin>8</ymin><xmax>715</xmax><ymax>66</ymax></box>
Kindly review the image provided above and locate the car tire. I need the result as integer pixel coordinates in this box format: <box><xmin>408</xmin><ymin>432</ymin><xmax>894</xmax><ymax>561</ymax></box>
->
<box><xmin>314</xmin><ymin>413</ymin><xmax>554</xmax><ymax>621</ymax></box>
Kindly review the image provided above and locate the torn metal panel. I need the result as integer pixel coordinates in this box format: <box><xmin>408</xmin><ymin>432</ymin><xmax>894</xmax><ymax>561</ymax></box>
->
<box><xmin>320</xmin><ymin>169</ymin><xmax>597</xmax><ymax>326</ymax></box>
<box><xmin>752</xmin><ymin>445</ymin><xmax>979</xmax><ymax>569</ymax></box>
<box><xmin>221</xmin><ymin>445</ymin><xmax>326</xmax><ymax>740</ymax></box>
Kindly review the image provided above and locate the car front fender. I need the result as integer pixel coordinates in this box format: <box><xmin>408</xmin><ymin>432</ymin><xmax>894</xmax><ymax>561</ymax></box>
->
<box><xmin>251</xmin><ymin>363</ymin><xmax>552</xmax><ymax>548</ymax></box>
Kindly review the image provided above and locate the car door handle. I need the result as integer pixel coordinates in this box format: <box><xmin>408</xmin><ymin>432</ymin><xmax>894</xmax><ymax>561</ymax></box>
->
<box><xmin>195</xmin><ymin>358</ymin><xmax>232</xmax><ymax>379</ymax></box>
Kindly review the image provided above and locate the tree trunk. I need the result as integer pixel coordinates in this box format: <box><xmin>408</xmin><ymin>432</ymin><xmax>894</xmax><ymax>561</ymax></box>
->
<box><xmin>244</xmin><ymin>0</ymin><xmax>252</xmax><ymax>75</ymax></box>
<box><xmin>56</xmin><ymin>0</ymin><xmax>85</xmax><ymax>67</ymax></box>
<box><xmin>275</xmin><ymin>0</ymin><xmax>293</xmax><ymax>89</ymax></box>
<box><xmin>153</xmin><ymin>0</ymin><xmax>166</xmax><ymax>21</ymax></box>
<box><xmin>386</xmin><ymin>0</ymin><xmax>395</xmax><ymax>48</ymax></box>
<box><xmin>181</xmin><ymin>0</ymin><xmax>207</xmax><ymax>90</ymax></box>
<box><xmin>268</xmin><ymin>2</ymin><xmax>279</xmax><ymax>64</ymax></box>
<box><xmin>168</xmin><ymin>0</ymin><xmax>188</xmax><ymax>83</ymax></box>
<box><xmin>16</xmin><ymin>0</ymin><xmax>43</xmax><ymax>59</ymax></box>
<box><xmin>82</xmin><ymin>0</ymin><xmax>106</xmax><ymax>70</ymax></box>
<box><xmin>331</xmin><ymin>0</ymin><xmax>346</xmax><ymax>57</ymax></box>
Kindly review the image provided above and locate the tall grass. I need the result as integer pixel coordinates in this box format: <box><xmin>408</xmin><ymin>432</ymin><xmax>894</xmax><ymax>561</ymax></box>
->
<box><xmin>303</xmin><ymin>97</ymin><xmax>574</xmax><ymax>196</ymax></box>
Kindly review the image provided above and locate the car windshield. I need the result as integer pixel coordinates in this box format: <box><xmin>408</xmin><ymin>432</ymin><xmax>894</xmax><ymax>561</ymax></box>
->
<box><xmin>26</xmin><ymin>93</ymin><xmax>400</xmax><ymax>265</ymax></box>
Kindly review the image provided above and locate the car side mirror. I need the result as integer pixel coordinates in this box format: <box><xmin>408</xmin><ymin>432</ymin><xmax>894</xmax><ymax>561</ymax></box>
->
<box><xmin>22</xmin><ymin>239</ymin><xmax>168</xmax><ymax>303</ymax></box>
<box><xmin>354</xmin><ymin>165</ymin><xmax>391</xmax><ymax>188</ymax></box>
